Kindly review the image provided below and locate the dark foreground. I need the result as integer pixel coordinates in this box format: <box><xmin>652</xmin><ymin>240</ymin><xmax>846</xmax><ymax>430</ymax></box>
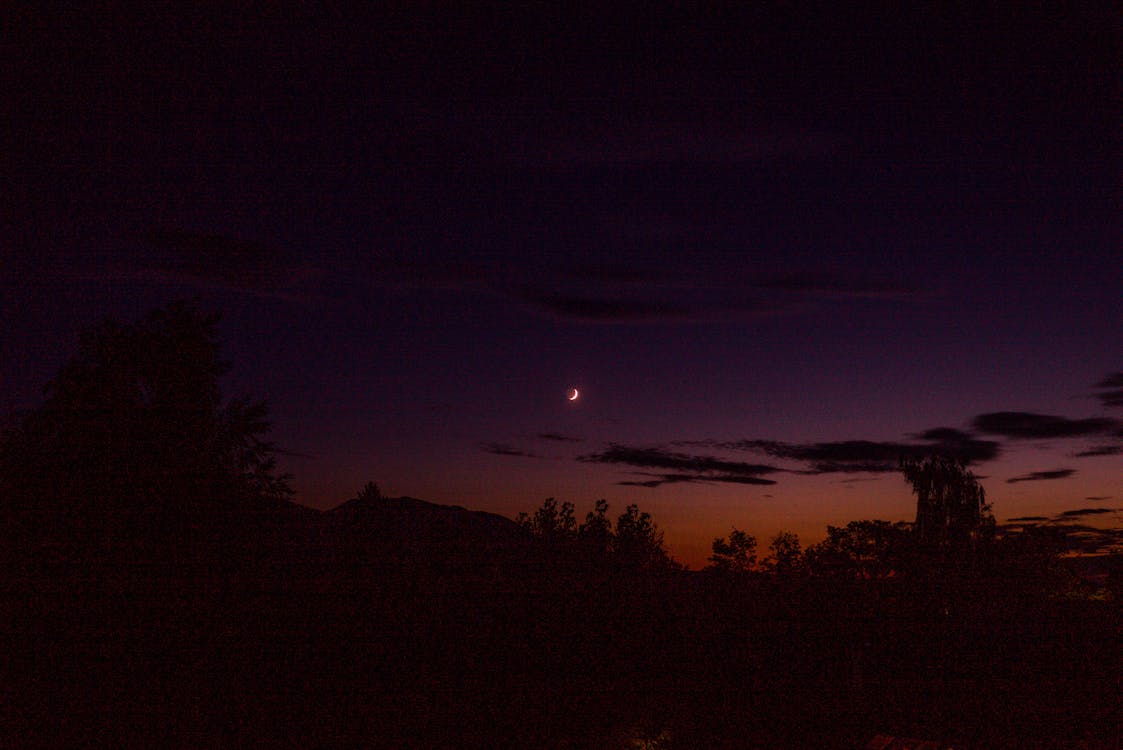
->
<box><xmin>3</xmin><ymin>495</ymin><xmax>1119</xmax><ymax>749</ymax></box>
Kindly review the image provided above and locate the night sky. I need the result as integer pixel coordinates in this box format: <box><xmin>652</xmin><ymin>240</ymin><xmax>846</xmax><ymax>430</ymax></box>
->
<box><xmin>6</xmin><ymin>6</ymin><xmax>1121</xmax><ymax>566</ymax></box>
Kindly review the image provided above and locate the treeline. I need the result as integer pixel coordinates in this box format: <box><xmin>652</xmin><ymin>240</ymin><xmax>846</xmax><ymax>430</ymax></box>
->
<box><xmin>514</xmin><ymin>453</ymin><xmax>1074</xmax><ymax>591</ymax></box>
<box><xmin>508</xmin><ymin>487</ymin><xmax>1117</xmax><ymax>749</ymax></box>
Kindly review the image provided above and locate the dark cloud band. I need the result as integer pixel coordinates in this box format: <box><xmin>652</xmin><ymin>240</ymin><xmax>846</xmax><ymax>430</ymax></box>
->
<box><xmin>710</xmin><ymin>432</ymin><xmax>999</xmax><ymax>471</ymax></box>
<box><xmin>972</xmin><ymin>411</ymin><xmax>1119</xmax><ymax>439</ymax></box>
<box><xmin>579</xmin><ymin>444</ymin><xmax>782</xmax><ymax>488</ymax></box>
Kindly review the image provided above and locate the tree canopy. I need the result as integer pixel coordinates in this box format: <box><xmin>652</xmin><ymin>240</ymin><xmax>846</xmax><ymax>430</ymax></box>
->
<box><xmin>517</xmin><ymin>497</ymin><xmax>673</xmax><ymax>568</ymax></box>
<box><xmin>0</xmin><ymin>301</ymin><xmax>290</xmax><ymax>553</ymax></box>
<box><xmin>901</xmin><ymin>454</ymin><xmax>993</xmax><ymax>552</ymax></box>
<box><xmin>707</xmin><ymin>528</ymin><xmax>757</xmax><ymax>575</ymax></box>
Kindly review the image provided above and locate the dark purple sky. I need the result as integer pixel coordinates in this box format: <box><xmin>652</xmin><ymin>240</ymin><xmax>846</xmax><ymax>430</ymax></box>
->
<box><xmin>5</xmin><ymin>6</ymin><xmax>1120</xmax><ymax>566</ymax></box>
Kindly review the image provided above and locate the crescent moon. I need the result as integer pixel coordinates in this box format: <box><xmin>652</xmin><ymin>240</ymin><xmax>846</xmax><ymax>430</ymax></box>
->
<box><xmin>567</xmin><ymin>388</ymin><xmax>579</xmax><ymax>401</ymax></box>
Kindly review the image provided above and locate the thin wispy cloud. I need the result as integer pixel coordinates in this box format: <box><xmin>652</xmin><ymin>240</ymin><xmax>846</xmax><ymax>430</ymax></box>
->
<box><xmin>480</xmin><ymin>442</ymin><xmax>538</xmax><ymax>458</ymax></box>
<box><xmin>1006</xmin><ymin>469</ymin><xmax>1076</xmax><ymax>484</ymax></box>
<box><xmin>1074</xmin><ymin>445</ymin><xmax>1122</xmax><ymax>457</ymax></box>
<box><xmin>140</xmin><ymin>228</ymin><xmax>318</xmax><ymax>298</ymax></box>
<box><xmin>1058</xmin><ymin>507</ymin><xmax>1116</xmax><ymax>517</ymax></box>
<box><xmin>562</xmin><ymin>264</ymin><xmax>666</xmax><ymax>284</ymax></box>
<box><xmin>536</xmin><ymin>432</ymin><xmax>584</xmax><ymax>443</ymax></box>
<box><xmin>514</xmin><ymin>290</ymin><xmax>694</xmax><ymax>323</ymax></box>
<box><xmin>70</xmin><ymin>228</ymin><xmax>321</xmax><ymax>302</ymax></box>
<box><xmin>753</xmin><ymin>272</ymin><xmax>918</xmax><ymax>301</ymax></box>
<box><xmin>1051</xmin><ymin>525</ymin><xmax>1123</xmax><ymax>554</ymax></box>
<box><xmin>618</xmin><ymin>473</ymin><xmax>777</xmax><ymax>488</ymax></box>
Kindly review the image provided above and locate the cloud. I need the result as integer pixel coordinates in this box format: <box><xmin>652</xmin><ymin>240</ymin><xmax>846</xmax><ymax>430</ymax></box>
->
<box><xmin>1074</xmin><ymin>445</ymin><xmax>1122</xmax><ymax>457</ymax></box>
<box><xmin>1094</xmin><ymin>373</ymin><xmax>1123</xmax><ymax>389</ymax></box>
<box><xmin>563</xmin><ymin>264</ymin><xmax>665</xmax><ymax>284</ymax></box>
<box><xmin>1051</xmin><ymin>525</ymin><xmax>1123</xmax><ymax>554</ymax></box>
<box><xmin>1097</xmin><ymin>391</ymin><xmax>1123</xmax><ymax>407</ymax></box>
<box><xmin>514</xmin><ymin>289</ymin><xmax>693</xmax><ymax>322</ymax></box>
<box><xmin>1092</xmin><ymin>372</ymin><xmax>1123</xmax><ymax>408</ymax></box>
<box><xmin>580</xmin><ymin>445</ymin><xmax>780</xmax><ymax>475</ymax></box>
<box><xmin>617</xmin><ymin>474</ymin><xmax>692</xmax><ymax>488</ymax></box>
<box><xmin>914</xmin><ymin>427</ymin><xmax>973</xmax><ymax>442</ymax></box>
<box><xmin>536</xmin><ymin>432</ymin><xmax>584</xmax><ymax>443</ymax></box>
<box><xmin>1085</xmin><ymin>496</ymin><xmax>1112</xmax><ymax>501</ymax></box>
<box><xmin>364</xmin><ymin>247</ymin><xmax>917</xmax><ymax>326</ymax></box>
<box><xmin>1006</xmin><ymin>469</ymin><xmax>1076</xmax><ymax>484</ymax></box>
<box><xmin>480</xmin><ymin>442</ymin><xmax>537</xmax><ymax>458</ymax></box>
<box><xmin>1007</xmin><ymin>516</ymin><xmax>1049</xmax><ymax>522</ymax></box>
<box><xmin>707</xmin><ymin>440</ymin><xmax>899</xmax><ymax>471</ymax></box>
<box><xmin>803</xmin><ymin>460</ymin><xmax>900</xmax><ymax>474</ymax></box>
<box><xmin>709</xmin><ymin>431</ymin><xmax>999</xmax><ymax>473</ymax></box>
<box><xmin>972</xmin><ymin>411</ymin><xmax>1120</xmax><ymax>439</ymax></box>
<box><xmin>515</xmin><ymin>121</ymin><xmax>837</xmax><ymax>167</ymax></box>
<box><xmin>140</xmin><ymin>228</ymin><xmax>312</xmax><ymax>295</ymax></box>
<box><xmin>505</xmin><ymin>263</ymin><xmax>917</xmax><ymax>324</ymax></box>
<box><xmin>753</xmin><ymin>272</ymin><xmax>917</xmax><ymax>300</ymax></box>
<box><xmin>375</xmin><ymin>258</ymin><xmax>493</xmax><ymax>290</ymax></box>
<box><xmin>1058</xmin><ymin>508</ymin><xmax>1116</xmax><ymax>517</ymax></box>
<box><xmin>578</xmin><ymin>444</ymin><xmax>782</xmax><ymax>488</ymax></box>
<box><xmin>617</xmin><ymin>472</ymin><xmax>776</xmax><ymax>488</ymax></box>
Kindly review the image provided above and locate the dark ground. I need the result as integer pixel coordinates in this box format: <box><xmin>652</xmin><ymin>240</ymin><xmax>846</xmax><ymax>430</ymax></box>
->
<box><xmin>3</xmin><ymin>493</ymin><xmax>1119</xmax><ymax>748</ymax></box>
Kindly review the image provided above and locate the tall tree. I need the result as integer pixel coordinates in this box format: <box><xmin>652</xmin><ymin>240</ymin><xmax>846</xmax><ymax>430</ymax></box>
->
<box><xmin>0</xmin><ymin>301</ymin><xmax>291</xmax><ymax>554</ymax></box>
<box><xmin>900</xmin><ymin>454</ymin><xmax>993</xmax><ymax>552</ymax></box>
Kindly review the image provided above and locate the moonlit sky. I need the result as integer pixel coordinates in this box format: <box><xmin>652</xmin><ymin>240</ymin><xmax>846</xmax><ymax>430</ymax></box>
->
<box><xmin>5</xmin><ymin>6</ymin><xmax>1120</xmax><ymax>566</ymax></box>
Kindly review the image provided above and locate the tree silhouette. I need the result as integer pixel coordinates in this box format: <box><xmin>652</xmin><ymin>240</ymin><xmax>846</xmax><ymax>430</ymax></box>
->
<box><xmin>0</xmin><ymin>301</ymin><xmax>290</xmax><ymax>556</ymax></box>
<box><xmin>804</xmin><ymin>520</ymin><xmax>912</xmax><ymax>579</ymax></box>
<box><xmin>614</xmin><ymin>503</ymin><xmax>670</xmax><ymax>568</ymax></box>
<box><xmin>516</xmin><ymin>497</ymin><xmax>577</xmax><ymax>544</ymax></box>
<box><xmin>707</xmin><ymin>528</ymin><xmax>757</xmax><ymax>574</ymax></box>
<box><xmin>901</xmin><ymin>454</ymin><xmax>993</xmax><ymax>552</ymax></box>
<box><xmin>353</xmin><ymin>481</ymin><xmax>383</xmax><ymax>503</ymax></box>
<box><xmin>578</xmin><ymin>498</ymin><xmax>613</xmax><ymax>553</ymax></box>
<box><xmin>763</xmin><ymin>530</ymin><xmax>803</xmax><ymax>577</ymax></box>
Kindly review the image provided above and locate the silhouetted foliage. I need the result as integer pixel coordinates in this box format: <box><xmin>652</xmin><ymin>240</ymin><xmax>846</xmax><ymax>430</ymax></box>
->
<box><xmin>763</xmin><ymin>530</ymin><xmax>804</xmax><ymax>577</ymax></box>
<box><xmin>353</xmin><ymin>481</ymin><xmax>383</xmax><ymax>503</ymax></box>
<box><xmin>707</xmin><ymin>527</ymin><xmax>757</xmax><ymax>574</ymax></box>
<box><xmin>804</xmin><ymin>520</ymin><xmax>913</xmax><ymax>579</ymax></box>
<box><xmin>578</xmin><ymin>497</ymin><xmax>613</xmax><ymax>552</ymax></box>
<box><xmin>516</xmin><ymin>497</ymin><xmax>676</xmax><ymax>570</ymax></box>
<box><xmin>901</xmin><ymin>454</ymin><xmax>993</xmax><ymax>552</ymax></box>
<box><xmin>614</xmin><ymin>503</ymin><xmax>672</xmax><ymax>568</ymax></box>
<box><xmin>516</xmin><ymin>496</ymin><xmax>577</xmax><ymax>544</ymax></box>
<box><xmin>990</xmin><ymin>522</ymin><xmax>1073</xmax><ymax>597</ymax></box>
<box><xmin>0</xmin><ymin>301</ymin><xmax>290</xmax><ymax>558</ymax></box>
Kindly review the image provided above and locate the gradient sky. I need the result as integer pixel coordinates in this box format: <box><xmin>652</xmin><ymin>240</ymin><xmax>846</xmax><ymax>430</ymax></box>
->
<box><xmin>5</xmin><ymin>6</ymin><xmax>1121</xmax><ymax>566</ymax></box>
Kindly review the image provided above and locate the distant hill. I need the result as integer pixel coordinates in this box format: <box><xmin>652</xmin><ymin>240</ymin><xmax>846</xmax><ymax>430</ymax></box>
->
<box><xmin>326</xmin><ymin>494</ymin><xmax>526</xmax><ymax>548</ymax></box>
<box><xmin>311</xmin><ymin>495</ymin><xmax>533</xmax><ymax>586</ymax></box>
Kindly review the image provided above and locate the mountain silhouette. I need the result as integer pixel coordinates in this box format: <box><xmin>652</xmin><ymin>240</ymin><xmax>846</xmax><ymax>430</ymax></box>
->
<box><xmin>326</xmin><ymin>494</ymin><xmax>527</xmax><ymax>549</ymax></box>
